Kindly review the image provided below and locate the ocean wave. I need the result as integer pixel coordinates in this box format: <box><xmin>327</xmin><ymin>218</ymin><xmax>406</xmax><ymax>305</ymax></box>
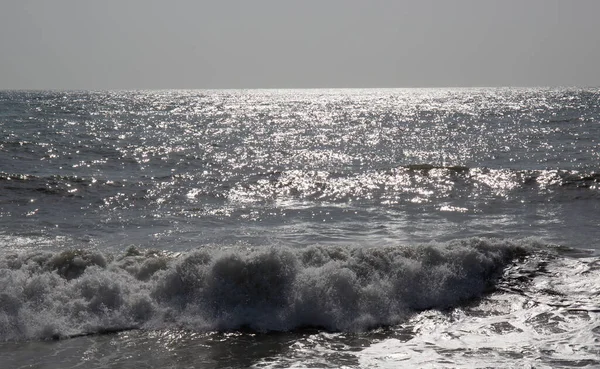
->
<box><xmin>228</xmin><ymin>166</ymin><xmax>600</xmax><ymax>205</ymax></box>
<box><xmin>2</xmin><ymin>165</ymin><xmax>598</xmax><ymax>208</ymax></box>
<box><xmin>356</xmin><ymin>254</ymin><xmax>600</xmax><ymax>368</ymax></box>
<box><xmin>0</xmin><ymin>172</ymin><xmax>131</xmax><ymax>199</ymax></box>
<box><xmin>0</xmin><ymin>238</ymin><xmax>541</xmax><ymax>341</ymax></box>
<box><xmin>0</xmin><ymin>172</ymin><xmax>123</xmax><ymax>187</ymax></box>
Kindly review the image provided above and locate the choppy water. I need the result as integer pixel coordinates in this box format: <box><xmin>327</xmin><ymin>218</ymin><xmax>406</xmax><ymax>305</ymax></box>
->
<box><xmin>1</xmin><ymin>88</ymin><xmax>599</xmax><ymax>368</ymax></box>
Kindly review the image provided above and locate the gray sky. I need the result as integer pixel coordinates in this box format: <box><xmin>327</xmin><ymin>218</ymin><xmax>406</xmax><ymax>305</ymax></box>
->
<box><xmin>1</xmin><ymin>0</ymin><xmax>599</xmax><ymax>89</ymax></box>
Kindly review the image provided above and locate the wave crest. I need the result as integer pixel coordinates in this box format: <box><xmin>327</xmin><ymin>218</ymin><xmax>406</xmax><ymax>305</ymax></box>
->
<box><xmin>0</xmin><ymin>238</ymin><xmax>536</xmax><ymax>341</ymax></box>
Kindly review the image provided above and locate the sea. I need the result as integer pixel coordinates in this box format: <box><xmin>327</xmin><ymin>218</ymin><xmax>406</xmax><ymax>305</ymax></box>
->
<box><xmin>0</xmin><ymin>88</ymin><xmax>599</xmax><ymax>368</ymax></box>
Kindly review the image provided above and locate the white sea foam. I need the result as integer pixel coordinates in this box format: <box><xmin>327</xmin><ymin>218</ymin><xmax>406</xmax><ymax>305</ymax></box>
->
<box><xmin>356</xmin><ymin>256</ymin><xmax>600</xmax><ymax>368</ymax></box>
<box><xmin>0</xmin><ymin>238</ymin><xmax>536</xmax><ymax>341</ymax></box>
<box><xmin>247</xmin><ymin>254</ymin><xmax>600</xmax><ymax>368</ymax></box>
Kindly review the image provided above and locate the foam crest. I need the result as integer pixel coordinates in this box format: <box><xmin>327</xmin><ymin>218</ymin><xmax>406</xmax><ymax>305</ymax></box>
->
<box><xmin>0</xmin><ymin>238</ymin><xmax>535</xmax><ymax>341</ymax></box>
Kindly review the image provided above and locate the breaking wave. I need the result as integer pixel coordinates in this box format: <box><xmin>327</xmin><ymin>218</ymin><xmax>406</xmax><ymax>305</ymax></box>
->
<box><xmin>0</xmin><ymin>238</ymin><xmax>541</xmax><ymax>341</ymax></box>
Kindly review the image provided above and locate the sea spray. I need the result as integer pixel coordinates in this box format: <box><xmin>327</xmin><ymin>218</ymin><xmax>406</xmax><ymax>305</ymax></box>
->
<box><xmin>0</xmin><ymin>238</ymin><xmax>535</xmax><ymax>341</ymax></box>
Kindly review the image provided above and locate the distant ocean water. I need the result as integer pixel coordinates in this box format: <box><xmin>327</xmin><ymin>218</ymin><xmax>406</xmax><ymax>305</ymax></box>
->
<box><xmin>0</xmin><ymin>88</ymin><xmax>599</xmax><ymax>368</ymax></box>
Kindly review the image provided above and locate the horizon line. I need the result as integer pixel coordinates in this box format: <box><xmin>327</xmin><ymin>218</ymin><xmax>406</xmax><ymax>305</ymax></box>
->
<box><xmin>1</xmin><ymin>85</ymin><xmax>598</xmax><ymax>92</ymax></box>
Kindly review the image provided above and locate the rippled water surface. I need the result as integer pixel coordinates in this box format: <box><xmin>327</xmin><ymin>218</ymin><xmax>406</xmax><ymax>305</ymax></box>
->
<box><xmin>1</xmin><ymin>88</ymin><xmax>599</xmax><ymax>368</ymax></box>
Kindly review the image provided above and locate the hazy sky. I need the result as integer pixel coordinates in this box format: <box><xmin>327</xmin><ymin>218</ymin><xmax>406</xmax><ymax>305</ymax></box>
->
<box><xmin>1</xmin><ymin>0</ymin><xmax>599</xmax><ymax>89</ymax></box>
